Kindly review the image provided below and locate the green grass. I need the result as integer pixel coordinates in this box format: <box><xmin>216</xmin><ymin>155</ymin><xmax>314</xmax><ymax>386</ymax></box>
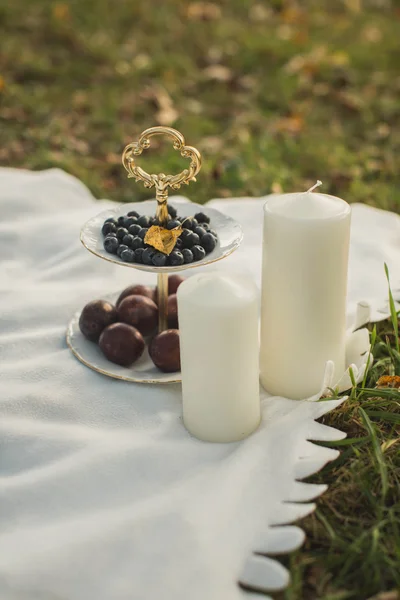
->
<box><xmin>1</xmin><ymin>0</ymin><xmax>400</xmax><ymax>207</ymax></box>
<box><xmin>2</xmin><ymin>1</ymin><xmax>400</xmax><ymax>598</ymax></box>
<box><xmin>281</xmin><ymin>298</ymin><xmax>400</xmax><ymax>600</ymax></box>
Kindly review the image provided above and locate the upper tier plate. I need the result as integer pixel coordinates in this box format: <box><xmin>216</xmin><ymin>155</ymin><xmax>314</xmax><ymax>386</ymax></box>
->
<box><xmin>80</xmin><ymin>200</ymin><xmax>243</xmax><ymax>273</ymax></box>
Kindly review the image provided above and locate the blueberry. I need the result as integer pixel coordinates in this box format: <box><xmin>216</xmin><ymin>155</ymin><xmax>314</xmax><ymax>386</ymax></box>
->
<box><xmin>192</xmin><ymin>245</ymin><xmax>206</xmax><ymax>261</ymax></box>
<box><xmin>128</xmin><ymin>223</ymin><xmax>142</xmax><ymax>236</ymax></box>
<box><xmin>138</xmin><ymin>215</ymin><xmax>150</xmax><ymax>228</ymax></box>
<box><xmin>138</xmin><ymin>228</ymin><xmax>149</xmax><ymax>240</ymax></box>
<box><xmin>199</xmin><ymin>222</ymin><xmax>210</xmax><ymax>231</ymax></box>
<box><xmin>102</xmin><ymin>222</ymin><xmax>117</xmax><ymax>236</ymax></box>
<box><xmin>127</xmin><ymin>210</ymin><xmax>140</xmax><ymax>218</ymax></box>
<box><xmin>117</xmin><ymin>244</ymin><xmax>129</xmax><ymax>258</ymax></box>
<box><xmin>209</xmin><ymin>229</ymin><xmax>218</xmax><ymax>239</ymax></box>
<box><xmin>193</xmin><ymin>226</ymin><xmax>206</xmax><ymax>239</ymax></box>
<box><xmin>168</xmin><ymin>250</ymin><xmax>184</xmax><ymax>266</ymax></box>
<box><xmin>182</xmin><ymin>231</ymin><xmax>200</xmax><ymax>249</ymax></box>
<box><xmin>104</xmin><ymin>235</ymin><xmax>119</xmax><ymax>254</ymax></box>
<box><xmin>142</xmin><ymin>247</ymin><xmax>155</xmax><ymax>265</ymax></box>
<box><xmin>181</xmin><ymin>217</ymin><xmax>198</xmax><ymax>230</ymax></box>
<box><xmin>118</xmin><ymin>216</ymin><xmax>126</xmax><ymax>226</ymax></box>
<box><xmin>134</xmin><ymin>247</ymin><xmax>145</xmax><ymax>263</ymax></box>
<box><xmin>122</xmin><ymin>234</ymin><xmax>134</xmax><ymax>247</ymax></box>
<box><xmin>116</xmin><ymin>227</ymin><xmax>128</xmax><ymax>240</ymax></box>
<box><xmin>121</xmin><ymin>248</ymin><xmax>135</xmax><ymax>263</ymax></box>
<box><xmin>124</xmin><ymin>217</ymin><xmax>137</xmax><ymax>228</ymax></box>
<box><xmin>166</xmin><ymin>220</ymin><xmax>181</xmax><ymax>230</ymax></box>
<box><xmin>175</xmin><ymin>238</ymin><xmax>183</xmax><ymax>250</ymax></box>
<box><xmin>167</xmin><ymin>204</ymin><xmax>177</xmax><ymax>218</ymax></box>
<box><xmin>194</xmin><ymin>212</ymin><xmax>210</xmax><ymax>224</ymax></box>
<box><xmin>201</xmin><ymin>233</ymin><xmax>216</xmax><ymax>253</ymax></box>
<box><xmin>152</xmin><ymin>252</ymin><xmax>167</xmax><ymax>267</ymax></box>
<box><xmin>105</xmin><ymin>217</ymin><xmax>118</xmax><ymax>225</ymax></box>
<box><xmin>180</xmin><ymin>230</ymin><xmax>195</xmax><ymax>248</ymax></box>
<box><xmin>131</xmin><ymin>236</ymin><xmax>144</xmax><ymax>250</ymax></box>
<box><xmin>182</xmin><ymin>248</ymin><xmax>194</xmax><ymax>264</ymax></box>
<box><xmin>181</xmin><ymin>218</ymin><xmax>193</xmax><ymax>230</ymax></box>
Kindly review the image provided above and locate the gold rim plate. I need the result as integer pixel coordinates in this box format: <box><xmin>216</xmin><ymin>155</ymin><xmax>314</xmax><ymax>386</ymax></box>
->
<box><xmin>80</xmin><ymin>200</ymin><xmax>243</xmax><ymax>273</ymax></box>
<box><xmin>66</xmin><ymin>292</ymin><xmax>181</xmax><ymax>384</ymax></box>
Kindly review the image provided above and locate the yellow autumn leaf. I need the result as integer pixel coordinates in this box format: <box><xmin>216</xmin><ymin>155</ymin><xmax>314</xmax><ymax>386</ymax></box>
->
<box><xmin>376</xmin><ymin>375</ymin><xmax>400</xmax><ymax>388</ymax></box>
<box><xmin>52</xmin><ymin>3</ymin><xmax>70</xmax><ymax>20</ymax></box>
<box><xmin>144</xmin><ymin>225</ymin><xmax>182</xmax><ymax>255</ymax></box>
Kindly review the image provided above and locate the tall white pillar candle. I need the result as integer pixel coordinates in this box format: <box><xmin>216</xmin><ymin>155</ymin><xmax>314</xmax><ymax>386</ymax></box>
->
<box><xmin>177</xmin><ymin>272</ymin><xmax>261</xmax><ymax>442</ymax></box>
<box><xmin>260</xmin><ymin>188</ymin><xmax>351</xmax><ymax>400</ymax></box>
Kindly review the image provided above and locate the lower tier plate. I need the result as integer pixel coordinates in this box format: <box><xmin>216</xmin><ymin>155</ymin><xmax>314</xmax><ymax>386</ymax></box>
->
<box><xmin>66</xmin><ymin>298</ymin><xmax>182</xmax><ymax>384</ymax></box>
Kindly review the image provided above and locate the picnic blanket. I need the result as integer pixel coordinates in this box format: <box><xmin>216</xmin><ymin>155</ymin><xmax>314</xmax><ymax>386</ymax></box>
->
<box><xmin>1</xmin><ymin>167</ymin><xmax>400</xmax><ymax>600</ymax></box>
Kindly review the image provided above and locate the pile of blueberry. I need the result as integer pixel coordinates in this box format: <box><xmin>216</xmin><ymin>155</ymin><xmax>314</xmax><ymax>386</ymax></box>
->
<box><xmin>101</xmin><ymin>204</ymin><xmax>218</xmax><ymax>267</ymax></box>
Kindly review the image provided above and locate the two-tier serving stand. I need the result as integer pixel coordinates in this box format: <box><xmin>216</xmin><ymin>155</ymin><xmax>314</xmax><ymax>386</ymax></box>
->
<box><xmin>66</xmin><ymin>126</ymin><xmax>243</xmax><ymax>383</ymax></box>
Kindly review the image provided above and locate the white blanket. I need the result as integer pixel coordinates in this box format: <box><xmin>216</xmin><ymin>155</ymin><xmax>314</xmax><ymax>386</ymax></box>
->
<box><xmin>1</xmin><ymin>168</ymin><xmax>400</xmax><ymax>600</ymax></box>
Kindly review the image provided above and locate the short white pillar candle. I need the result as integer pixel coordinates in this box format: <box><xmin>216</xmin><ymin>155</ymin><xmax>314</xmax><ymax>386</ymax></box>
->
<box><xmin>260</xmin><ymin>184</ymin><xmax>351</xmax><ymax>400</ymax></box>
<box><xmin>177</xmin><ymin>272</ymin><xmax>261</xmax><ymax>442</ymax></box>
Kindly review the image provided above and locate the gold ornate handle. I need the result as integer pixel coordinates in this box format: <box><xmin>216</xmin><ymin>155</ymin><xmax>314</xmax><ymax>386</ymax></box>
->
<box><xmin>122</xmin><ymin>126</ymin><xmax>202</xmax><ymax>226</ymax></box>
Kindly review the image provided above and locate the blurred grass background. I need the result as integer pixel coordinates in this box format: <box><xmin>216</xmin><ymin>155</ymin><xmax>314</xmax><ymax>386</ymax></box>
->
<box><xmin>2</xmin><ymin>2</ymin><xmax>400</xmax><ymax>600</ymax></box>
<box><xmin>1</xmin><ymin>0</ymin><xmax>400</xmax><ymax>208</ymax></box>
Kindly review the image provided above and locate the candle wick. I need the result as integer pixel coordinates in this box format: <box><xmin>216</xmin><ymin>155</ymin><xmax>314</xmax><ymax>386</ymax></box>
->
<box><xmin>305</xmin><ymin>180</ymin><xmax>322</xmax><ymax>194</ymax></box>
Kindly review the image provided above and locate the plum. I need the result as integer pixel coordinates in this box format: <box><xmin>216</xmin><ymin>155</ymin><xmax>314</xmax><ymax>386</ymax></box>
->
<box><xmin>79</xmin><ymin>300</ymin><xmax>117</xmax><ymax>342</ymax></box>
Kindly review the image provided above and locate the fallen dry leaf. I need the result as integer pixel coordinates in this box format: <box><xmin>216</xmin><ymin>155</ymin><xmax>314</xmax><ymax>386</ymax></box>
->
<box><xmin>273</xmin><ymin>114</ymin><xmax>304</xmax><ymax>135</ymax></box>
<box><xmin>52</xmin><ymin>3</ymin><xmax>70</xmax><ymax>20</ymax></box>
<box><xmin>363</xmin><ymin>25</ymin><xmax>383</xmax><ymax>43</ymax></box>
<box><xmin>199</xmin><ymin>136</ymin><xmax>223</xmax><ymax>153</ymax></box>
<box><xmin>284</xmin><ymin>55</ymin><xmax>318</xmax><ymax>77</ymax></box>
<box><xmin>336</xmin><ymin>91</ymin><xmax>364</xmax><ymax>112</ymax></box>
<box><xmin>284</xmin><ymin>55</ymin><xmax>307</xmax><ymax>74</ymax></box>
<box><xmin>376</xmin><ymin>375</ymin><xmax>400</xmax><ymax>388</ymax></box>
<box><xmin>376</xmin><ymin>123</ymin><xmax>390</xmax><ymax>138</ymax></box>
<box><xmin>248</xmin><ymin>4</ymin><xmax>271</xmax><ymax>22</ymax></box>
<box><xmin>186</xmin><ymin>2</ymin><xmax>221</xmax><ymax>20</ymax></box>
<box><xmin>271</xmin><ymin>182</ymin><xmax>283</xmax><ymax>194</ymax></box>
<box><xmin>134</xmin><ymin>53</ymin><xmax>151</xmax><ymax>70</ymax></box>
<box><xmin>237</xmin><ymin>75</ymin><xmax>257</xmax><ymax>90</ymax></box>
<box><xmin>206</xmin><ymin>47</ymin><xmax>223</xmax><ymax>64</ymax></box>
<box><xmin>72</xmin><ymin>90</ymin><xmax>89</xmax><ymax>108</ymax></box>
<box><xmin>367</xmin><ymin>591</ymin><xmax>399</xmax><ymax>600</ymax></box>
<box><xmin>343</xmin><ymin>0</ymin><xmax>361</xmax><ymax>12</ymax></box>
<box><xmin>186</xmin><ymin>99</ymin><xmax>203</xmax><ymax>115</ymax></box>
<box><xmin>144</xmin><ymin>225</ymin><xmax>182</xmax><ymax>255</ymax></box>
<box><xmin>313</xmin><ymin>82</ymin><xmax>330</xmax><ymax>96</ymax></box>
<box><xmin>156</xmin><ymin>107</ymin><xmax>178</xmax><ymax>126</ymax></box>
<box><xmin>329</xmin><ymin>51</ymin><xmax>350</xmax><ymax>66</ymax></box>
<box><xmin>203</xmin><ymin>64</ymin><xmax>232</xmax><ymax>82</ymax></box>
<box><xmin>105</xmin><ymin>152</ymin><xmax>120</xmax><ymax>165</ymax></box>
<box><xmin>142</xmin><ymin>85</ymin><xmax>179</xmax><ymax>126</ymax></box>
<box><xmin>281</xmin><ymin>6</ymin><xmax>304</xmax><ymax>23</ymax></box>
<box><xmin>116</xmin><ymin>61</ymin><xmax>131</xmax><ymax>75</ymax></box>
<box><xmin>277</xmin><ymin>24</ymin><xmax>293</xmax><ymax>41</ymax></box>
